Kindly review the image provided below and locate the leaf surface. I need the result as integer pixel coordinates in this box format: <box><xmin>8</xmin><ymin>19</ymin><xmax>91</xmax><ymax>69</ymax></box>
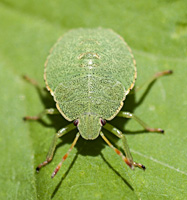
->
<box><xmin>0</xmin><ymin>1</ymin><xmax>186</xmax><ymax>199</ymax></box>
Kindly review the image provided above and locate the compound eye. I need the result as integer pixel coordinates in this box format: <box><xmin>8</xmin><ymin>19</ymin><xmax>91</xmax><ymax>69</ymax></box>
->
<box><xmin>73</xmin><ymin>119</ymin><xmax>79</xmax><ymax>126</ymax></box>
<box><xmin>100</xmin><ymin>119</ymin><xmax>106</xmax><ymax>126</ymax></box>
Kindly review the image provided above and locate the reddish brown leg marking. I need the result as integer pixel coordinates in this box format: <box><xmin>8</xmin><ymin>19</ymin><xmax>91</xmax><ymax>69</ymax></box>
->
<box><xmin>36</xmin><ymin>160</ymin><xmax>51</xmax><ymax>172</ymax></box>
<box><xmin>51</xmin><ymin>132</ymin><xmax>80</xmax><ymax>178</ymax></box>
<box><xmin>24</xmin><ymin>116</ymin><xmax>40</xmax><ymax>120</ymax></box>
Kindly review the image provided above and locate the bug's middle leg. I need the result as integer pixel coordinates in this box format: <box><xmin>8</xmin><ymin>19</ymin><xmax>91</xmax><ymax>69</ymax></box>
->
<box><xmin>101</xmin><ymin>126</ymin><xmax>145</xmax><ymax>170</ymax></box>
<box><xmin>117</xmin><ymin>111</ymin><xmax>164</xmax><ymax>133</ymax></box>
<box><xmin>36</xmin><ymin>123</ymin><xmax>76</xmax><ymax>172</ymax></box>
<box><xmin>24</xmin><ymin>108</ymin><xmax>60</xmax><ymax>120</ymax></box>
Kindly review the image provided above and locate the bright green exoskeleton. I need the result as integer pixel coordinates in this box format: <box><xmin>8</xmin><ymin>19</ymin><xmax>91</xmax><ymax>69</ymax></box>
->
<box><xmin>24</xmin><ymin>28</ymin><xmax>172</xmax><ymax>178</ymax></box>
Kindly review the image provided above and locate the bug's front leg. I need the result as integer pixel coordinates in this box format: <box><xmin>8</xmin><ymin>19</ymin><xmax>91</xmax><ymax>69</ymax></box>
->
<box><xmin>36</xmin><ymin>123</ymin><xmax>76</xmax><ymax>172</ymax></box>
<box><xmin>102</xmin><ymin>124</ymin><xmax>145</xmax><ymax>170</ymax></box>
<box><xmin>117</xmin><ymin>111</ymin><xmax>164</xmax><ymax>133</ymax></box>
<box><xmin>23</xmin><ymin>108</ymin><xmax>60</xmax><ymax>120</ymax></box>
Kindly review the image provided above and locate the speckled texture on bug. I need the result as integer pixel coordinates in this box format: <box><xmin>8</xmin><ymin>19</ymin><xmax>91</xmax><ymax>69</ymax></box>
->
<box><xmin>44</xmin><ymin>28</ymin><xmax>136</xmax><ymax>121</ymax></box>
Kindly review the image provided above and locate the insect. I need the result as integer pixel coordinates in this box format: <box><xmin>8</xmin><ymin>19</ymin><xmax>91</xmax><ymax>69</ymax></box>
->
<box><xmin>24</xmin><ymin>28</ymin><xmax>172</xmax><ymax>178</ymax></box>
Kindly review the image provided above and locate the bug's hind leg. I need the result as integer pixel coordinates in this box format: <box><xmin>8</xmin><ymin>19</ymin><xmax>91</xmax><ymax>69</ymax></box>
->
<box><xmin>23</xmin><ymin>75</ymin><xmax>47</xmax><ymax>92</ymax></box>
<box><xmin>130</xmin><ymin>70</ymin><xmax>172</xmax><ymax>94</ymax></box>
<box><xmin>36</xmin><ymin>123</ymin><xmax>76</xmax><ymax>172</ymax></box>
<box><xmin>135</xmin><ymin>70</ymin><xmax>172</xmax><ymax>93</ymax></box>
<box><xmin>117</xmin><ymin>111</ymin><xmax>164</xmax><ymax>133</ymax></box>
<box><xmin>51</xmin><ymin>132</ymin><xmax>80</xmax><ymax>178</ymax></box>
<box><xmin>100</xmin><ymin>129</ymin><xmax>145</xmax><ymax>170</ymax></box>
<box><xmin>23</xmin><ymin>108</ymin><xmax>60</xmax><ymax>121</ymax></box>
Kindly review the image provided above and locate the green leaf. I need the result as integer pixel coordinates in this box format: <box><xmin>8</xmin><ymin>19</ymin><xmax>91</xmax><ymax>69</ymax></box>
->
<box><xmin>0</xmin><ymin>1</ymin><xmax>186</xmax><ymax>199</ymax></box>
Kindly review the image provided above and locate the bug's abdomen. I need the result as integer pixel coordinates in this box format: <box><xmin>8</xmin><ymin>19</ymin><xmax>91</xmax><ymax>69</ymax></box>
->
<box><xmin>45</xmin><ymin>28</ymin><xmax>136</xmax><ymax>121</ymax></box>
<box><xmin>54</xmin><ymin>75</ymin><xmax>125</xmax><ymax>121</ymax></box>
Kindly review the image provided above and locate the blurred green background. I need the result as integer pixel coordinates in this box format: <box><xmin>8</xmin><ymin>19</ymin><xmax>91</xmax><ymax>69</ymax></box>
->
<box><xmin>0</xmin><ymin>0</ymin><xmax>186</xmax><ymax>199</ymax></box>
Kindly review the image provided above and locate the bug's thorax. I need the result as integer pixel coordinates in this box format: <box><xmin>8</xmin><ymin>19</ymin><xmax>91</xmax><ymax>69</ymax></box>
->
<box><xmin>77</xmin><ymin>114</ymin><xmax>102</xmax><ymax>140</ymax></box>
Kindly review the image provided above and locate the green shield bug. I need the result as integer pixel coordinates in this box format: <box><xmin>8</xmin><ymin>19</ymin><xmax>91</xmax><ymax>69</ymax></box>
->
<box><xmin>24</xmin><ymin>28</ymin><xmax>172</xmax><ymax>178</ymax></box>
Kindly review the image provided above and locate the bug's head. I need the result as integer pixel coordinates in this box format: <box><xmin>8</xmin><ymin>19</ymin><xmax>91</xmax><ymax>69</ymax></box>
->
<box><xmin>74</xmin><ymin>114</ymin><xmax>106</xmax><ymax>140</ymax></box>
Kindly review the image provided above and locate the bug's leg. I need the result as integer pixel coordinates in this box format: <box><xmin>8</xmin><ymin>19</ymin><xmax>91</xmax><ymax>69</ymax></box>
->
<box><xmin>131</xmin><ymin>70</ymin><xmax>173</xmax><ymax>94</ymax></box>
<box><xmin>100</xmin><ymin>131</ymin><xmax>145</xmax><ymax>170</ymax></box>
<box><xmin>51</xmin><ymin>132</ymin><xmax>80</xmax><ymax>178</ymax></box>
<box><xmin>36</xmin><ymin>123</ymin><xmax>76</xmax><ymax>172</ymax></box>
<box><xmin>24</xmin><ymin>108</ymin><xmax>60</xmax><ymax>120</ymax></box>
<box><xmin>117</xmin><ymin>111</ymin><xmax>164</xmax><ymax>133</ymax></box>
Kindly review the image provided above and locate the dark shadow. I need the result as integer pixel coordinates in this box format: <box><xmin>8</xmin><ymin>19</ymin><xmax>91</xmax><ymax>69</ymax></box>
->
<box><xmin>76</xmin><ymin>136</ymin><xmax>105</xmax><ymax>156</ymax></box>
<box><xmin>51</xmin><ymin>130</ymin><xmax>106</xmax><ymax>158</ymax></box>
<box><xmin>100</xmin><ymin>153</ymin><xmax>134</xmax><ymax>191</ymax></box>
<box><xmin>134</xmin><ymin>80</ymin><xmax>156</xmax><ymax>108</ymax></box>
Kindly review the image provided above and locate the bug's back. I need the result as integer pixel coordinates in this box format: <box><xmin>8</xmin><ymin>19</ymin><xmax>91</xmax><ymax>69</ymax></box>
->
<box><xmin>45</xmin><ymin>28</ymin><xmax>136</xmax><ymax>122</ymax></box>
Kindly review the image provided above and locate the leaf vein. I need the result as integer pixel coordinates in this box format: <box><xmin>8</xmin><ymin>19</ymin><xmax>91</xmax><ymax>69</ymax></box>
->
<box><xmin>131</xmin><ymin>149</ymin><xmax>187</xmax><ymax>176</ymax></box>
